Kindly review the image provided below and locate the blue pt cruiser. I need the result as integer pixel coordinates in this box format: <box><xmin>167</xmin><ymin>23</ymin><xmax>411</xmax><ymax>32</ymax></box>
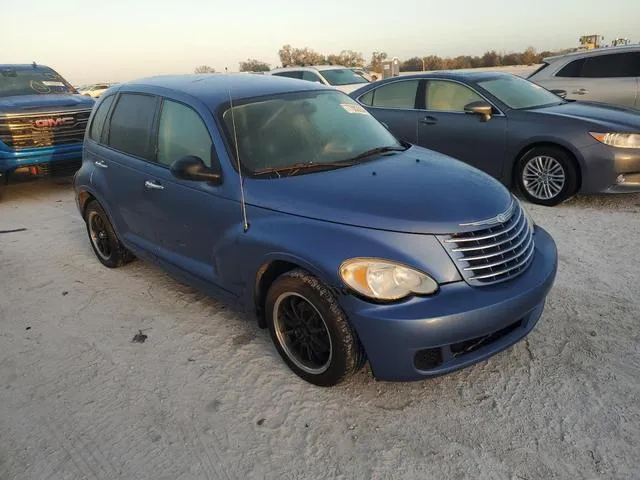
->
<box><xmin>73</xmin><ymin>74</ymin><xmax>558</xmax><ymax>386</ymax></box>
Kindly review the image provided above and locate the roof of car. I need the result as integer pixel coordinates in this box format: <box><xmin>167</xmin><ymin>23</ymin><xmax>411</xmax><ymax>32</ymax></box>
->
<box><xmin>269</xmin><ymin>65</ymin><xmax>351</xmax><ymax>73</ymax></box>
<box><xmin>125</xmin><ymin>73</ymin><xmax>332</xmax><ymax>104</ymax></box>
<box><xmin>0</xmin><ymin>63</ymin><xmax>53</xmax><ymax>70</ymax></box>
<box><xmin>543</xmin><ymin>44</ymin><xmax>640</xmax><ymax>63</ymax></box>
<box><xmin>374</xmin><ymin>71</ymin><xmax>511</xmax><ymax>82</ymax></box>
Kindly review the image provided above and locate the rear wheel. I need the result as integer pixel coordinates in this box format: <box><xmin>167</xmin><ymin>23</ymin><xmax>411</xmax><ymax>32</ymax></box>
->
<box><xmin>265</xmin><ymin>269</ymin><xmax>365</xmax><ymax>387</ymax></box>
<box><xmin>516</xmin><ymin>146</ymin><xmax>578</xmax><ymax>206</ymax></box>
<box><xmin>84</xmin><ymin>200</ymin><xmax>133</xmax><ymax>268</ymax></box>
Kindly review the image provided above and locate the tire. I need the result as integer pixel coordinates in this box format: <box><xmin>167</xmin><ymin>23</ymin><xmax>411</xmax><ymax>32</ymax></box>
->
<box><xmin>84</xmin><ymin>200</ymin><xmax>133</xmax><ymax>268</ymax></box>
<box><xmin>265</xmin><ymin>269</ymin><xmax>365</xmax><ymax>387</ymax></box>
<box><xmin>515</xmin><ymin>146</ymin><xmax>578</xmax><ymax>206</ymax></box>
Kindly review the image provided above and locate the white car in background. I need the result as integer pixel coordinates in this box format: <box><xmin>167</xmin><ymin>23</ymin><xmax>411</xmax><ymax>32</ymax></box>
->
<box><xmin>267</xmin><ymin>65</ymin><xmax>370</xmax><ymax>93</ymax></box>
<box><xmin>78</xmin><ymin>83</ymin><xmax>115</xmax><ymax>98</ymax></box>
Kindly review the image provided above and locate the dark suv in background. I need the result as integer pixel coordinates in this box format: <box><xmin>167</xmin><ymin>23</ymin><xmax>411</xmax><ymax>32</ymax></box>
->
<box><xmin>0</xmin><ymin>63</ymin><xmax>95</xmax><ymax>185</ymax></box>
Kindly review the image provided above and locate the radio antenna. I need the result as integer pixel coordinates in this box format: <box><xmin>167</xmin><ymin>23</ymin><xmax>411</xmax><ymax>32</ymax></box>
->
<box><xmin>225</xmin><ymin>67</ymin><xmax>249</xmax><ymax>232</ymax></box>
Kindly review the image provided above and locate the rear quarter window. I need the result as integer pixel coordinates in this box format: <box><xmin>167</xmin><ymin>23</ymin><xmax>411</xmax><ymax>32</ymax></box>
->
<box><xmin>88</xmin><ymin>94</ymin><xmax>115</xmax><ymax>143</ymax></box>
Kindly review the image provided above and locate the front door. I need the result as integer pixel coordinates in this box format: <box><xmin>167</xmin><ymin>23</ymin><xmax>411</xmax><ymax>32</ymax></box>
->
<box><xmin>141</xmin><ymin>98</ymin><xmax>240</xmax><ymax>297</ymax></box>
<box><xmin>416</xmin><ymin>79</ymin><xmax>507</xmax><ymax>179</ymax></box>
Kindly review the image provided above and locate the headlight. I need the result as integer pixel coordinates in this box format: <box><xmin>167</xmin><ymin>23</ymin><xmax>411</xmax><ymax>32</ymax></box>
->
<box><xmin>514</xmin><ymin>196</ymin><xmax>535</xmax><ymax>233</ymax></box>
<box><xmin>339</xmin><ymin>258</ymin><xmax>438</xmax><ymax>301</ymax></box>
<box><xmin>589</xmin><ymin>132</ymin><xmax>640</xmax><ymax>149</ymax></box>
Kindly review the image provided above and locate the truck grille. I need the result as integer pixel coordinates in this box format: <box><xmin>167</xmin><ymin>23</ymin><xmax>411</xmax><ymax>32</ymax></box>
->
<box><xmin>0</xmin><ymin>109</ymin><xmax>91</xmax><ymax>150</ymax></box>
<box><xmin>439</xmin><ymin>200</ymin><xmax>535</xmax><ymax>286</ymax></box>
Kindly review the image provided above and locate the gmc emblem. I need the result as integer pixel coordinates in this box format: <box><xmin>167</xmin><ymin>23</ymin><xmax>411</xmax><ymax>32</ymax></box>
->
<box><xmin>34</xmin><ymin>117</ymin><xmax>75</xmax><ymax>128</ymax></box>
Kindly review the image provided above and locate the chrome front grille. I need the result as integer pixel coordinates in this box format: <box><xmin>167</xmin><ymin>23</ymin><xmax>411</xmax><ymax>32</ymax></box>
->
<box><xmin>0</xmin><ymin>109</ymin><xmax>91</xmax><ymax>150</ymax></box>
<box><xmin>439</xmin><ymin>200</ymin><xmax>535</xmax><ymax>286</ymax></box>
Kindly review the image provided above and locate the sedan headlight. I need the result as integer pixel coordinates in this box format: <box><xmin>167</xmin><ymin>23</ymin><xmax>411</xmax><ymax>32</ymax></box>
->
<box><xmin>339</xmin><ymin>258</ymin><xmax>438</xmax><ymax>301</ymax></box>
<box><xmin>589</xmin><ymin>132</ymin><xmax>640</xmax><ymax>149</ymax></box>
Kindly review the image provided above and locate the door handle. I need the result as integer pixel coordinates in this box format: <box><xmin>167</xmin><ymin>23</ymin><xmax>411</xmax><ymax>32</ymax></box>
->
<box><xmin>419</xmin><ymin>116</ymin><xmax>438</xmax><ymax>125</ymax></box>
<box><xmin>572</xmin><ymin>88</ymin><xmax>589</xmax><ymax>95</ymax></box>
<box><xmin>94</xmin><ymin>160</ymin><xmax>108</xmax><ymax>169</ymax></box>
<box><xmin>144</xmin><ymin>180</ymin><xmax>165</xmax><ymax>191</ymax></box>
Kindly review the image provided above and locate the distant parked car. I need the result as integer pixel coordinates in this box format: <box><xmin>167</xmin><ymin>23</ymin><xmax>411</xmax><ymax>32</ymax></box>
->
<box><xmin>79</xmin><ymin>83</ymin><xmax>115</xmax><ymax>98</ymax></box>
<box><xmin>527</xmin><ymin>45</ymin><xmax>640</xmax><ymax>108</ymax></box>
<box><xmin>267</xmin><ymin>65</ymin><xmax>369</xmax><ymax>93</ymax></box>
<box><xmin>350</xmin><ymin>71</ymin><xmax>640</xmax><ymax>206</ymax></box>
<box><xmin>74</xmin><ymin>73</ymin><xmax>557</xmax><ymax>386</ymax></box>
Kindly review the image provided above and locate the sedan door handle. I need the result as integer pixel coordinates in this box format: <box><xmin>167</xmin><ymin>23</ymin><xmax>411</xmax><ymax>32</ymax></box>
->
<box><xmin>144</xmin><ymin>180</ymin><xmax>165</xmax><ymax>191</ymax></box>
<box><xmin>572</xmin><ymin>88</ymin><xmax>589</xmax><ymax>95</ymax></box>
<box><xmin>94</xmin><ymin>160</ymin><xmax>108</xmax><ymax>169</ymax></box>
<box><xmin>419</xmin><ymin>116</ymin><xmax>438</xmax><ymax>125</ymax></box>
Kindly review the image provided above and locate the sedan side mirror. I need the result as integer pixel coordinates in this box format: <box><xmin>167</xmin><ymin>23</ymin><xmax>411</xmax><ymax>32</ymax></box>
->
<box><xmin>464</xmin><ymin>101</ymin><xmax>493</xmax><ymax>122</ymax></box>
<box><xmin>170</xmin><ymin>155</ymin><xmax>221</xmax><ymax>183</ymax></box>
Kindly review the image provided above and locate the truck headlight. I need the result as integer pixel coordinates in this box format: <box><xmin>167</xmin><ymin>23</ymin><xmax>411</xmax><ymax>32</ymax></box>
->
<box><xmin>589</xmin><ymin>132</ymin><xmax>640</xmax><ymax>149</ymax></box>
<box><xmin>339</xmin><ymin>258</ymin><xmax>438</xmax><ymax>301</ymax></box>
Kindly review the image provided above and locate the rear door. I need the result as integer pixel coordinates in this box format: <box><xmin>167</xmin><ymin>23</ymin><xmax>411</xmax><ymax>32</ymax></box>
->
<box><xmin>416</xmin><ymin>79</ymin><xmax>507</xmax><ymax>178</ymax></box>
<box><xmin>355</xmin><ymin>79</ymin><xmax>422</xmax><ymax>143</ymax></box>
<box><xmin>550</xmin><ymin>52</ymin><xmax>639</xmax><ymax>107</ymax></box>
<box><xmin>97</xmin><ymin>92</ymin><xmax>162</xmax><ymax>254</ymax></box>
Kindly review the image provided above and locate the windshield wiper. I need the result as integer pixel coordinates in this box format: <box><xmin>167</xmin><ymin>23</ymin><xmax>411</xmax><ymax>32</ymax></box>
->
<box><xmin>252</xmin><ymin>161</ymin><xmax>356</xmax><ymax>177</ymax></box>
<box><xmin>346</xmin><ymin>145</ymin><xmax>407</xmax><ymax>163</ymax></box>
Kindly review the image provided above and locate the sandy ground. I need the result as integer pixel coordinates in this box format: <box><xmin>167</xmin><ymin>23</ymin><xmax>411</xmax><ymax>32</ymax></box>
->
<box><xmin>1</xmin><ymin>178</ymin><xmax>639</xmax><ymax>480</ymax></box>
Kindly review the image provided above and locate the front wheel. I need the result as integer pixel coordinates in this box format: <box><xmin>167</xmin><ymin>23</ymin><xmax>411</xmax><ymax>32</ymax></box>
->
<box><xmin>265</xmin><ymin>270</ymin><xmax>365</xmax><ymax>387</ymax></box>
<box><xmin>515</xmin><ymin>146</ymin><xmax>578</xmax><ymax>206</ymax></box>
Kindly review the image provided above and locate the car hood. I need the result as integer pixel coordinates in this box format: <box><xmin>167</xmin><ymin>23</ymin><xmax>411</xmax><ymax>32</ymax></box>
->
<box><xmin>0</xmin><ymin>94</ymin><xmax>95</xmax><ymax>114</ymax></box>
<box><xmin>244</xmin><ymin>146</ymin><xmax>513</xmax><ymax>234</ymax></box>
<box><xmin>532</xmin><ymin>101</ymin><xmax>640</xmax><ymax>131</ymax></box>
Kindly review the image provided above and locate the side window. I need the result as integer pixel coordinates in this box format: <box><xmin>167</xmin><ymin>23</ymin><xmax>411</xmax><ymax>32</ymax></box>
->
<box><xmin>425</xmin><ymin>80</ymin><xmax>483</xmax><ymax>112</ymax></box>
<box><xmin>580</xmin><ymin>53</ymin><xmax>638</xmax><ymax>78</ymax></box>
<box><xmin>359</xmin><ymin>90</ymin><xmax>374</xmax><ymax>106</ymax></box>
<box><xmin>157</xmin><ymin>100</ymin><xmax>213</xmax><ymax>167</ymax></box>
<box><xmin>556</xmin><ymin>58</ymin><xmax>585</xmax><ymax>78</ymax></box>
<box><xmin>301</xmin><ymin>71</ymin><xmax>323</xmax><ymax>83</ymax></box>
<box><xmin>107</xmin><ymin>93</ymin><xmax>157</xmax><ymax>159</ymax></box>
<box><xmin>89</xmin><ymin>94</ymin><xmax>115</xmax><ymax>143</ymax></box>
<box><xmin>273</xmin><ymin>71</ymin><xmax>303</xmax><ymax>79</ymax></box>
<box><xmin>367</xmin><ymin>80</ymin><xmax>419</xmax><ymax>109</ymax></box>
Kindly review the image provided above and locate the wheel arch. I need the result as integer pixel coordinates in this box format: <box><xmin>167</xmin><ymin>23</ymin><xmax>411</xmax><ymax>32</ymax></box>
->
<box><xmin>253</xmin><ymin>255</ymin><xmax>345</xmax><ymax>329</ymax></box>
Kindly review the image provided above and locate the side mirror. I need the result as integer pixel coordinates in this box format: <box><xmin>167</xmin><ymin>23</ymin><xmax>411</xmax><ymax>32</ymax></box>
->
<box><xmin>464</xmin><ymin>101</ymin><xmax>493</xmax><ymax>122</ymax></box>
<box><xmin>550</xmin><ymin>89</ymin><xmax>568</xmax><ymax>99</ymax></box>
<box><xmin>170</xmin><ymin>155</ymin><xmax>221</xmax><ymax>183</ymax></box>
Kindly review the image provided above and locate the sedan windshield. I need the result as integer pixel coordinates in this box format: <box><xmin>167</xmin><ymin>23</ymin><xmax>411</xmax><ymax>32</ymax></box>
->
<box><xmin>320</xmin><ymin>69</ymin><xmax>369</xmax><ymax>86</ymax></box>
<box><xmin>478</xmin><ymin>75</ymin><xmax>564</xmax><ymax>109</ymax></box>
<box><xmin>0</xmin><ymin>66</ymin><xmax>76</xmax><ymax>98</ymax></box>
<box><xmin>221</xmin><ymin>90</ymin><xmax>404</xmax><ymax>175</ymax></box>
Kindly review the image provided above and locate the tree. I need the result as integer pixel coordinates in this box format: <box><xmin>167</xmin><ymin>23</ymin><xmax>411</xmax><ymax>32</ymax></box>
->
<box><xmin>194</xmin><ymin>65</ymin><xmax>216</xmax><ymax>74</ymax></box>
<box><xmin>332</xmin><ymin>50</ymin><xmax>365</xmax><ymax>67</ymax></box>
<box><xmin>278</xmin><ymin>45</ymin><xmax>325</xmax><ymax>66</ymax></box>
<box><xmin>481</xmin><ymin>50</ymin><xmax>501</xmax><ymax>67</ymax></box>
<box><xmin>401</xmin><ymin>57</ymin><xmax>423</xmax><ymax>71</ymax></box>
<box><xmin>369</xmin><ymin>51</ymin><xmax>388</xmax><ymax>73</ymax></box>
<box><xmin>239</xmin><ymin>59</ymin><xmax>270</xmax><ymax>72</ymax></box>
<box><xmin>521</xmin><ymin>46</ymin><xmax>537</xmax><ymax>65</ymax></box>
<box><xmin>422</xmin><ymin>55</ymin><xmax>444</xmax><ymax>71</ymax></box>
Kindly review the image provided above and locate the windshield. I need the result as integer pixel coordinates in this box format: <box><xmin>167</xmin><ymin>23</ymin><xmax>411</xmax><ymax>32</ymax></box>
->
<box><xmin>221</xmin><ymin>90</ymin><xmax>403</xmax><ymax>175</ymax></box>
<box><xmin>320</xmin><ymin>69</ymin><xmax>369</xmax><ymax>86</ymax></box>
<box><xmin>477</xmin><ymin>75</ymin><xmax>563</xmax><ymax>109</ymax></box>
<box><xmin>0</xmin><ymin>66</ymin><xmax>76</xmax><ymax>98</ymax></box>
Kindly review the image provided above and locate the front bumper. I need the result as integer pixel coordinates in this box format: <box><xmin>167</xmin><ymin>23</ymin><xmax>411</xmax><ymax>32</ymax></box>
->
<box><xmin>0</xmin><ymin>143</ymin><xmax>83</xmax><ymax>173</ymax></box>
<box><xmin>340</xmin><ymin>226</ymin><xmax>557</xmax><ymax>381</ymax></box>
<box><xmin>579</xmin><ymin>142</ymin><xmax>640</xmax><ymax>194</ymax></box>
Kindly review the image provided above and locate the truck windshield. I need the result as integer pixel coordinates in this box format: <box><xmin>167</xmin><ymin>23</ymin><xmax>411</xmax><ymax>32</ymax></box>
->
<box><xmin>221</xmin><ymin>90</ymin><xmax>405</xmax><ymax>176</ymax></box>
<box><xmin>0</xmin><ymin>66</ymin><xmax>77</xmax><ymax>98</ymax></box>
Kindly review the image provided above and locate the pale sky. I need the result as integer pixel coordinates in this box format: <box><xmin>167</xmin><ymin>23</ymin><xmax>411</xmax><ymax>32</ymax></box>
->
<box><xmin>4</xmin><ymin>0</ymin><xmax>638</xmax><ymax>85</ymax></box>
